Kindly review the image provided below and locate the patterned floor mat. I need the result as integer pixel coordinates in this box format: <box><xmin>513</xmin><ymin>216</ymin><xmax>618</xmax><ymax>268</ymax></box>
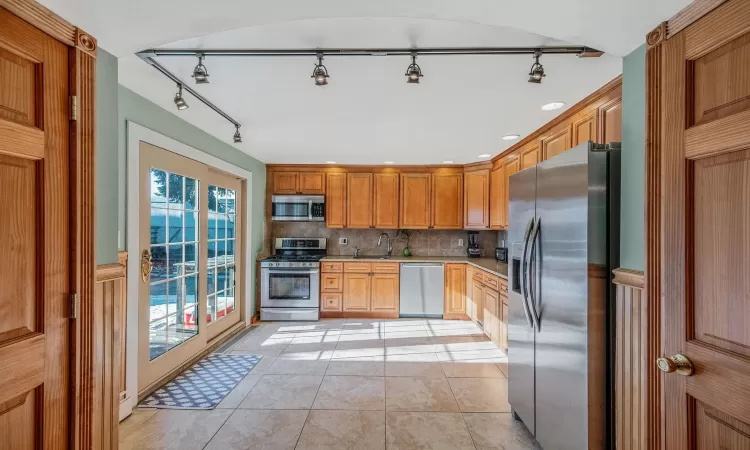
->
<box><xmin>139</xmin><ymin>354</ymin><xmax>261</xmax><ymax>409</ymax></box>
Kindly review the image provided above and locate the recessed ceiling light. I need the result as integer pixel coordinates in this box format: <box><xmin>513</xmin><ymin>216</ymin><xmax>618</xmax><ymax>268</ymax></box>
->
<box><xmin>478</xmin><ymin>154</ymin><xmax>491</xmax><ymax>158</ymax></box>
<box><xmin>326</xmin><ymin>161</ymin><xmax>337</xmax><ymax>164</ymax></box>
<box><xmin>502</xmin><ymin>134</ymin><xmax>521</xmax><ymax>141</ymax></box>
<box><xmin>442</xmin><ymin>161</ymin><xmax>454</xmax><ymax>164</ymax></box>
<box><xmin>384</xmin><ymin>161</ymin><xmax>395</xmax><ymax>164</ymax></box>
<box><xmin>541</xmin><ymin>101</ymin><xmax>566</xmax><ymax>111</ymax></box>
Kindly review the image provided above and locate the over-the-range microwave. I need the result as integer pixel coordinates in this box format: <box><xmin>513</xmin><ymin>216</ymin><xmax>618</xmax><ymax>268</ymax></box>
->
<box><xmin>271</xmin><ymin>195</ymin><xmax>325</xmax><ymax>222</ymax></box>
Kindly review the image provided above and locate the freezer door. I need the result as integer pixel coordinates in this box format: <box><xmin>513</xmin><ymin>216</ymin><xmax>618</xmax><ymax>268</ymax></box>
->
<box><xmin>533</xmin><ymin>142</ymin><xmax>608</xmax><ymax>450</ymax></box>
<box><xmin>507</xmin><ymin>165</ymin><xmax>537</xmax><ymax>436</ymax></box>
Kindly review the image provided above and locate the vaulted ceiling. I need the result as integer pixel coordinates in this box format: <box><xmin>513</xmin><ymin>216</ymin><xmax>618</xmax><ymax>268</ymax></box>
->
<box><xmin>40</xmin><ymin>0</ymin><xmax>690</xmax><ymax>164</ymax></box>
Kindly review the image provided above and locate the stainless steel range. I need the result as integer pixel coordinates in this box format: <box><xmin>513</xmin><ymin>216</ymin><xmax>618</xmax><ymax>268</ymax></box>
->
<box><xmin>260</xmin><ymin>238</ymin><xmax>326</xmax><ymax>321</ymax></box>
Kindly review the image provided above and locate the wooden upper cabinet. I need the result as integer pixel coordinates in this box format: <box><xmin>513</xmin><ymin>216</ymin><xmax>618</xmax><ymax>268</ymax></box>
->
<box><xmin>325</xmin><ymin>173</ymin><xmax>346</xmax><ymax>228</ymax></box>
<box><xmin>489</xmin><ymin>161</ymin><xmax>505</xmax><ymax>229</ymax></box>
<box><xmin>520</xmin><ymin>143</ymin><xmax>540</xmax><ymax>169</ymax></box>
<box><xmin>299</xmin><ymin>172</ymin><xmax>325</xmax><ymax>194</ymax></box>
<box><xmin>273</xmin><ymin>172</ymin><xmax>298</xmax><ymax>194</ymax></box>
<box><xmin>502</xmin><ymin>155</ymin><xmax>520</xmax><ymax>227</ymax></box>
<box><xmin>347</xmin><ymin>173</ymin><xmax>373</xmax><ymax>228</ymax></box>
<box><xmin>400</xmin><ymin>173</ymin><xmax>431</xmax><ymax>229</ymax></box>
<box><xmin>444</xmin><ymin>263</ymin><xmax>467</xmax><ymax>317</ymax></box>
<box><xmin>572</xmin><ymin>111</ymin><xmax>597</xmax><ymax>147</ymax></box>
<box><xmin>541</xmin><ymin>125</ymin><xmax>572</xmax><ymax>161</ymax></box>
<box><xmin>598</xmin><ymin>97</ymin><xmax>622</xmax><ymax>144</ymax></box>
<box><xmin>373</xmin><ymin>173</ymin><xmax>399</xmax><ymax>229</ymax></box>
<box><xmin>464</xmin><ymin>168</ymin><xmax>490</xmax><ymax>229</ymax></box>
<box><xmin>370</xmin><ymin>273</ymin><xmax>399</xmax><ymax>312</ymax></box>
<box><xmin>431</xmin><ymin>173</ymin><xmax>463</xmax><ymax>229</ymax></box>
<box><xmin>343</xmin><ymin>273</ymin><xmax>371</xmax><ymax>311</ymax></box>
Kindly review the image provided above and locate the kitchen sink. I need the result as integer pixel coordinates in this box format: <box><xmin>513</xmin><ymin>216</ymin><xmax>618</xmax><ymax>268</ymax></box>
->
<box><xmin>353</xmin><ymin>255</ymin><xmax>392</xmax><ymax>260</ymax></box>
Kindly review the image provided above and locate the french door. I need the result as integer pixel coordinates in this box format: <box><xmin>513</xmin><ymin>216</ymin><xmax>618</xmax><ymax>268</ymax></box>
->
<box><xmin>138</xmin><ymin>142</ymin><xmax>243</xmax><ymax>392</ymax></box>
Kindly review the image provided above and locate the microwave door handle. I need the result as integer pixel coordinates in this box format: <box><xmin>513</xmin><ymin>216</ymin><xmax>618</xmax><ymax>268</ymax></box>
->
<box><xmin>526</xmin><ymin>217</ymin><xmax>542</xmax><ymax>332</ymax></box>
<box><xmin>308</xmin><ymin>200</ymin><xmax>313</xmax><ymax>221</ymax></box>
<box><xmin>520</xmin><ymin>218</ymin><xmax>534</xmax><ymax>328</ymax></box>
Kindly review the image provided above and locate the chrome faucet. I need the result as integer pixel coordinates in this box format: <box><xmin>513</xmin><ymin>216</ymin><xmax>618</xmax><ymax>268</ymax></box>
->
<box><xmin>378</xmin><ymin>233</ymin><xmax>392</xmax><ymax>257</ymax></box>
<box><xmin>354</xmin><ymin>247</ymin><xmax>360</xmax><ymax>258</ymax></box>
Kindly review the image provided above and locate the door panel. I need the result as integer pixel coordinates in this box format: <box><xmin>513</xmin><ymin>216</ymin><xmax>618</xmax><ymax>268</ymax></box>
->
<box><xmin>444</xmin><ymin>263</ymin><xmax>466</xmax><ymax>316</ymax></box>
<box><xmin>0</xmin><ymin>9</ymin><xmax>69</xmax><ymax>448</ymax></box>
<box><xmin>432</xmin><ymin>173</ymin><xmax>463</xmax><ymax>229</ymax></box>
<box><xmin>503</xmin><ymin>156</ymin><xmax>520</xmax><ymax>228</ymax></box>
<box><xmin>490</xmin><ymin>162</ymin><xmax>505</xmax><ymax>229</ymax></box>
<box><xmin>373</xmin><ymin>173</ymin><xmax>399</xmax><ymax>228</ymax></box>
<box><xmin>346</xmin><ymin>173</ymin><xmax>373</xmax><ymax>228</ymax></box>
<box><xmin>572</xmin><ymin>112</ymin><xmax>596</xmax><ymax>147</ymax></box>
<box><xmin>400</xmin><ymin>173</ymin><xmax>431</xmax><ymax>229</ymax></box>
<box><xmin>598</xmin><ymin>98</ymin><xmax>622</xmax><ymax>144</ymax></box>
<box><xmin>343</xmin><ymin>274</ymin><xmax>370</xmax><ymax>311</ymax></box>
<box><xmin>371</xmin><ymin>274</ymin><xmax>399</xmax><ymax>312</ymax></box>
<box><xmin>542</xmin><ymin>126</ymin><xmax>572</xmax><ymax>161</ymax></box>
<box><xmin>273</xmin><ymin>172</ymin><xmax>298</xmax><ymax>194</ymax></box>
<box><xmin>520</xmin><ymin>144</ymin><xmax>540</xmax><ymax>169</ymax></box>
<box><xmin>463</xmin><ymin>169</ymin><xmax>489</xmax><ymax>229</ymax></box>
<box><xmin>299</xmin><ymin>172</ymin><xmax>325</xmax><ymax>194</ymax></box>
<box><xmin>325</xmin><ymin>173</ymin><xmax>346</xmax><ymax>228</ymax></box>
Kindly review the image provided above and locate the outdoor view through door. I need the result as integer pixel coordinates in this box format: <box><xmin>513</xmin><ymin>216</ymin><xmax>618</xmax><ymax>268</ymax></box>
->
<box><xmin>139</xmin><ymin>142</ymin><xmax>243</xmax><ymax>392</ymax></box>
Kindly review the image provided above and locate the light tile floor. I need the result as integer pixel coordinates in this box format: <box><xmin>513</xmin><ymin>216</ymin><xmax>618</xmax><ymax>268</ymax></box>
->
<box><xmin>120</xmin><ymin>318</ymin><xmax>541</xmax><ymax>450</ymax></box>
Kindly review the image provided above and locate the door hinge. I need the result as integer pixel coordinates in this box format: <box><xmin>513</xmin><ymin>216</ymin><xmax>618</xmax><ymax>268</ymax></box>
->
<box><xmin>70</xmin><ymin>293</ymin><xmax>79</xmax><ymax>319</ymax></box>
<box><xmin>69</xmin><ymin>96</ymin><xmax>78</xmax><ymax>121</ymax></box>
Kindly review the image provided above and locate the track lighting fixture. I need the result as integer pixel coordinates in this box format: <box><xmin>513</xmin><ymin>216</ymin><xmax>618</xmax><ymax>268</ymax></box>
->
<box><xmin>233</xmin><ymin>125</ymin><xmax>242</xmax><ymax>143</ymax></box>
<box><xmin>528</xmin><ymin>50</ymin><xmax>546</xmax><ymax>84</ymax></box>
<box><xmin>312</xmin><ymin>53</ymin><xmax>329</xmax><ymax>86</ymax></box>
<box><xmin>405</xmin><ymin>53</ymin><xmax>423</xmax><ymax>84</ymax></box>
<box><xmin>192</xmin><ymin>54</ymin><xmax>209</xmax><ymax>84</ymax></box>
<box><xmin>174</xmin><ymin>84</ymin><xmax>189</xmax><ymax>110</ymax></box>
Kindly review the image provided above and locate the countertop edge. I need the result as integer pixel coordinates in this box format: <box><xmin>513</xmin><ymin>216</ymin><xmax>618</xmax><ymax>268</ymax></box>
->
<box><xmin>320</xmin><ymin>256</ymin><xmax>508</xmax><ymax>279</ymax></box>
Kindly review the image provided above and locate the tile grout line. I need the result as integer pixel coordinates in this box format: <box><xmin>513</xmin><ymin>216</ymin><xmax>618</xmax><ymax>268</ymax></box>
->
<box><xmin>200</xmin><ymin>408</ymin><xmax>236</xmax><ymax>450</ymax></box>
<box><xmin>444</xmin><ymin>372</ymin><xmax>480</xmax><ymax>450</ymax></box>
<box><xmin>292</xmin><ymin>410</ymin><xmax>312</xmax><ymax>450</ymax></box>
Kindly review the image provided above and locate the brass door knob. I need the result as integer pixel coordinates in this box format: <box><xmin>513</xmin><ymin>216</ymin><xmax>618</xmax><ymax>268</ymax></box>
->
<box><xmin>656</xmin><ymin>354</ymin><xmax>694</xmax><ymax>376</ymax></box>
<box><xmin>141</xmin><ymin>249</ymin><xmax>153</xmax><ymax>283</ymax></box>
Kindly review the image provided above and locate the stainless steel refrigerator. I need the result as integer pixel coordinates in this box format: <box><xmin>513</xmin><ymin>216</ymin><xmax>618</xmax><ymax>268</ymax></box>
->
<box><xmin>507</xmin><ymin>141</ymin><xmax>620</xmax><ymax>450</ymax></box>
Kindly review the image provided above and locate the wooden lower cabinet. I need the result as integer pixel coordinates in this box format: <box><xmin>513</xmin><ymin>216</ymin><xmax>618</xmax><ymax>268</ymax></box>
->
<box><xmin>483</xmin><ymin>288</ymin><xmax>499</xmax><ymax>340</ymax></box>
<box><xmin>444</xmin><ymin>263</ymin><xmax>467</xmax><ymax>319</ymax></box>
<box><xmin>343</xmin><ymin>273</ymin><xmax>371</xmax><ymax>311</ymax></box>
<box><xmin>469</xmin><ymin>279</ymin><xmax>484</xmax><ymax>324</ymax></box>
<box><xmin>324</xmin><ymin>262</ymin><xmax>400</xmax><ymax>317</ymax></box>
<box><xmin>371</xmin><ymin>274</ymin><xmax>399</xmax><ymax>312</ymax></box>
<box><xmin>464</xmin><ymin>266</ymin><xmax>509</xmax><ymax>350</ymax></box>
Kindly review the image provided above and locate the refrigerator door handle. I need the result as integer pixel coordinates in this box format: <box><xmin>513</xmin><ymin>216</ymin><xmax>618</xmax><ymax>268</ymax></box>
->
<box><xmin>520</xmin><ymin>218</ymin><xmax>535</xmax><ymax>328</ymax></box>
<box><xmin>526</xmin><ymin>217</ymin><xmax>542</xmax><ymax>331</ymax></box>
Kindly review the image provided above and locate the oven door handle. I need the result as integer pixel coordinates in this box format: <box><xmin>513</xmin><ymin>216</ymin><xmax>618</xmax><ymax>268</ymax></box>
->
<box><xmin>265</xmin><ymin>269</ymin><xmax>320</xmax><ymax>275</ymax></box>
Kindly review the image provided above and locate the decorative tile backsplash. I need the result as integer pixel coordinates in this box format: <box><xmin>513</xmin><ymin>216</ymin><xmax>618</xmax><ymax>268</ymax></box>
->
<box><xmin>271</xmin><ymin>222</ymin><xmax>505</xmax><ymax>258</ymax></box>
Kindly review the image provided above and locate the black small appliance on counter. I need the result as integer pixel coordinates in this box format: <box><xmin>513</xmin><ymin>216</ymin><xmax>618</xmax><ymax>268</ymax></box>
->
<box><xmin>495</xmin><ymin>247</ymin><xmax>508</xmax><ymax>263</ymax></box>
<box><xmin>466</xmin><ymin>231</ymin><xmax>481</xmax><ymax>258</ymax></box>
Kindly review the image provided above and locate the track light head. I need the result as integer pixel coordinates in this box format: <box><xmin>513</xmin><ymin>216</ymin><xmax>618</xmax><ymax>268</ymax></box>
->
<box><xmin>405</xmin><ymin>53</ymin><xmax>423</xmax><ymax>84</ymax></box>
<box><xmin>528</xmin><ymin>50</ymin><xmax>545</xmax><ymax>84</ymax></box>
<box><xmin>192</xmin><ymin>54</ymin><xmax>209</xmax><ymax>84</ymax></box>
<box><xmin>174</xmin><ymin>84</ymin><xmax>189</xmax><ymax>110</ymax></box>
<box><xmin>233</xmin><ymin>125</ymin><xmax>242</xmax><ymax>143</ymax></box>
<box><xmin>312</xmin><ymin>53</ymin><xmax>329</xmax><ymax>86</ymax></box>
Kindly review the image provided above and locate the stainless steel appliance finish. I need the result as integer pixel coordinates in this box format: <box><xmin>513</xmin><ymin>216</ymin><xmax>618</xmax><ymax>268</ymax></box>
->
<box><xmin>260</xmin><ymin>238</ymin><xmax>326</xmax><ymax>321</ymax></box>
<box><xmin>399</xmin><ymin>263</ymin><xmax>445</xmax><ymax>318</ymax></box>
<box><xmin>508</xmin><ymin>141</ymin><xmax>620</xmax><ymax>450</ymax></box>
<box><xmin>271</xmin><ymin>195</ymin><xmax>325</xmax><ymax>222</ymax></box>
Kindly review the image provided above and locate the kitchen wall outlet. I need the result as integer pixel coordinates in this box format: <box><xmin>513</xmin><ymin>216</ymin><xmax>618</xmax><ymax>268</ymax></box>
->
<box><xmin>339</xmin><ymin>237</ymin><xmax>348</xmax><ymax>245</ymax></box>
<box><xmin>458</xmin><ymin>238</ymin><xmax>463</xmax><ymax>247</ymax></box>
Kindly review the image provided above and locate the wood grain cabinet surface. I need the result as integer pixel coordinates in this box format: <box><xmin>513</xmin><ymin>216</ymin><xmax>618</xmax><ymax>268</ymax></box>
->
<box><xmin>463</xmin><ymin>169</ymin><xmax>490</xmax><ymax>229</ymax></box>
<box><xmin>273</xmin><ymin>171</ymin><xmax>325</xmax><ymax>194</ymax></box>
<box><xmin>444</xmin><ymin>263</ymin><xmax>467</xmax><ymax>319</ymax></box>
<box><xmin>399</xmin><ymin>173</ymin><xmax>432</xmax><ymax>229</ymax></box>
<box><xmin>489</xmin><ymin>162</ymin><xmax>505</xmax><ymax>229</ymax></box>
<box><xmin>325</xmin><ymin>173</ymin><xmax>346</xmax><ymax>228</ymax></box>
<box><xmin>370</xmin><ymin>273</ymin><xmax>399</xmax><ymax>312</ymax></box>
<box><xmin>347</xmin><ymin>173</ymin><xmax>373</xmax><ymax>228</ymax></box>
<box><xmin>520</xmin><ymin>143</ymin><xmax>540</xmax><ymax>170</ymax></box>
<box><xmin>343</xmin><ymin>273</ymin><xmax>371</xmax><ymax>311</ymax></box>
<box><xmin>431</xmin><ymin>173</ymin><xmax>463</xmax><ymax>229</ymax></box>
<box><xmin>541</xmin><ymin>125</ymin><xmax>571</xmax><ymax>161</ymax></box>
<box><xmin>373</xmin><ymin>173</ymin><xmax>399</xmax><ymax>229</ymax></box>
<box><xmin>299</xmin><ymin>172</ymin><xmax>326</xmax><ymax>194</ymax></box>
<box><xmin>273</xmin><ymin>172</ymin><xmax>299</xmax><ymax>194</ymax></box>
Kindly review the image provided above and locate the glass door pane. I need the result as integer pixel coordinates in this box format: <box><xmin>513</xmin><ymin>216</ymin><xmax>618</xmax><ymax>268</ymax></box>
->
<box><xmin>207</xmin><ymin>184</ymin><xmax>237</xmax><ymax>323</ymax></box>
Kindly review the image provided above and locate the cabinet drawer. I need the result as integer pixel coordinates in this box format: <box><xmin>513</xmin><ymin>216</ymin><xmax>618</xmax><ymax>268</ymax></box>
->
<box><xmin>344</xmin><ymin>262</ymin><xmax>372</xmax><ymax>273</ymax></box>
<box><xmin>472</xmin><ymin>271</ymin><xmax>484</xmax><ymax>283</ymax></box>
<box><xmin>499</xmin><ymin>279</ymin><xmax>508</xmax><ymax>297</ymax></box>
<box><xmin>372</xmin><ymin>262</ymin><xmax>399</xmax><ymax>273</ymax></box>
<box><xmin>321</xmin><ymin>293</ymin><xmax>342</xmax><ymax>311</ymax></box>
<box><xmin>321</xmin><ymin>274</ymin><xmax>343</xmax><ymax>292</ymax></box>
<box><xmin>483</xmin><ymin>272</ymin><xmax>500</xmax><ymax>290</ymax></box>
<box><xmin>321</xmin><ymin>262</ymin><xmax>343</xmax><ymax>273</ymax></box>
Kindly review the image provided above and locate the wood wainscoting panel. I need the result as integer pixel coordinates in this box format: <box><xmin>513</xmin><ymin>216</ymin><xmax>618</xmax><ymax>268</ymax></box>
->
<box><xmin>613</xmin><ymin>268</ymin><xmax>646</xmax><ymax>450</ymax></box>
<box><xmin>117</xmin><ymin>251</ymin><xmax>128</xmax><ymax>403</ymax></box>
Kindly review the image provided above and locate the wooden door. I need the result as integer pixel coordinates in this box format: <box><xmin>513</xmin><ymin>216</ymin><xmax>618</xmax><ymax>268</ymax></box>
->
<box><xmin>399</xmin><ymin>173</ymin><xmax>431</xmax><ymax>229</ymax></box>
<box><xmin>431</xmin><ymin>172</ymin><xmax>463</xmax><ymax>229</ymax></box>
<box><xmin>325</xmin><ymin>173</ymin><xmax>346</xmax><ymax>228</ymax></box>
<box><xmin>343</xmin><ymin>273</ymin><xmax>371</xmax><ymax>311</ymax></box>
<box><xmin>273</xmin><ymin>171</ymin><xmax>298</xmax><ymax>194</ymax></box>
<box><xmin>463</xmin><ymin>169</ymin><xmax>489</xmax><ymax>229</ymax></box>
<box><xmin>370</xmin><ymin>274</ymin><xmax>399</xmax><ymax>312</ymax></box>
<box><xmin>483</xmin><ymin>288</ymin><xmax>498</xmax><ymax>340</ymax></box>
<box><xmin>598</xmin><ymin>97</ymin><xmax>622</xmax><ymax>144</ymax></box>
<box><xmin>298</xmin><ymin>172</ymin><xmax>325</xmax><ymax>194</ymax></box>
<box><xmin>572</xmin><ymin>111</ymin><xmax>597</xmax><ymax>146</ymax></box>
<box><xmin>373</xmin><ymin>173</ymin><xmax>399</xmax><ymax>228</ymax></box>
<box><xmin>470</xmin><ymin>280</ymin><xmax>484</xmax><ymax>324</ymax></box>
<box><xmin>0</xmin><ymin>10</ymin><xmax>70</xmax><ymax>448</ymax></box>
<box><xmin>346</xmin><ymin>173</ymin><xmax>373</xmax><ymax>228</ymax></box>
<box><xmin>502</xmin><ymin>156</ymin><xmax>520</xmax><ymax>228</ymax></box>
<box><xmin>520</xmin><ymin>144</ymin><xmax>540</xmax><ymax>169</ymax></box>
<box><xmin>489</xmin><ymin>161</ymin><xmax>505</xmax><ymax>229</ymax></box>
<box><xmin>655</xmin><ymin>2</ymin><xmax>750</xmax><ymax>448</ymax></box>
<box><xmin>542</xmin><ymin>125</ymin><xmax>572</xmax><ymax>161</ymax></box>
<box><xmin>444</xmin><ymin>264</ymin><xmax>467</xmax><ymax>318</ymax></box>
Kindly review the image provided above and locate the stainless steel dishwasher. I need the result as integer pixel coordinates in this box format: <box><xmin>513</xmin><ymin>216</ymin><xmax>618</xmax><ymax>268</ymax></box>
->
<box><xmin>399</xmin><ymin>263</ymin><xmax>445</xmax><ymax>318</ymax></box>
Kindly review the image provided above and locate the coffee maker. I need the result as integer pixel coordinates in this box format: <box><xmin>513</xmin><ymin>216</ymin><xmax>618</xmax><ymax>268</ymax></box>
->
<box><xmin>466</xmin><ymin>231</ymin><xmax>481</xmax><ymax>258</ymax></box>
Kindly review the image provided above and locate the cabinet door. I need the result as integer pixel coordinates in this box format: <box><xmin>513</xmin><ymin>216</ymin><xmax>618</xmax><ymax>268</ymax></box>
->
<box><xmin>489</xmin><ymin>161</ymin><xmax>505</xmax><ymax>229</ymax></box>
<box><xmin>465</xmin><ymin>266</ymin><xmax>474</xmax><ymax>319</ymax></box>
<box><xmin>572</xmin><ymin>111</ymin><xmax>597</xmax><ymax>146</ymax></box>
<box><xmin>598</xmin><ymin>97</ymin><xmax>622</xmax><ymax>144</ymax></box>
<box><xmin>470</xmin><ymin>280</ymin><xmax>484</xmax><ymax>324</ymax></box>
<box><xmin>321</xmin><ymin>274</ymin><xmax>343</xmax><ymax>293</ymax></box>
<box><xmin>373</xmin><ymin>173</ymin><xmax>399</xmax><ymax>229</ymax></box>
<box><xmin>542</xmin><ymin>125</ymin><xmax>572</xmax><ymax>161</ymax></box>
<box><xmin>463</xmin><ymin>169</ymin><xmax>490</xmax><ymax>229</ymax></box>
<box><xmin>343</xmin><ymin>273</ymin><xmax>371</xmax><ymax>311</ymax></box>
<box><xmin>371</xmin><ymin>273</ymin><xmax>399</xmax><ymax>312</ymax></box>
<box><xmin>501</xmin><ymin>297</ymin><xmax>508</xmax><ymax>350</ymax></box>
<box><xmin>299</xmin><ymin>172</ymin><xmax>325</xmax><ymax>194</ymax></box>
<box><xmin>432</xmin><ymin>173</ymin><xmax>463</xmax><ymax>229</ymax></box>
<box><xmin>347</xmin><ymin>173</ymin><xmax>373</xmax><ymax>228</ymax></box>
<box><xmin>502</xmin><ymin>156</ymin><xmax>520</xmax><ymax>227</ymax></box>
<box><xmin>325</xmin><ymin>173</ymin><xmax>347</xmax><ymax>228</ymax></box>
<box><xmin>520</xmin><ymin>143</ymin><xmax>540</xmax><ymax>169</ymax></box>
<box><xmin>484</xmin><ymin>288</ymin><xmax>498</xmax><ymax>340</ymax></box>
<box><xmin>399</xmin><ymin>173</ymin><xmax>431</xmax><ymax>229</ymax></box>
<box><xmin>322</xmin><ymin>293</ymin><xmax>343</xmax><ymax>311</ymax></box>
<box><xmin>273</xmin><ymin>172</ymin><xmax>299</xmax><ymax>194</ymax></box>
<box><xmin>444</xmin><ymin>263</ymin><xmax>467</xmax><ymax>316</ymax></box>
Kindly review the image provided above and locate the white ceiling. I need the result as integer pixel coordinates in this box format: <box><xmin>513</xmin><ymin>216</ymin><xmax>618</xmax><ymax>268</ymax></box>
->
<box><xmin>40</xmin><ymin>0</ymin><xmax>690</xmax><ymax>164</ymax></box>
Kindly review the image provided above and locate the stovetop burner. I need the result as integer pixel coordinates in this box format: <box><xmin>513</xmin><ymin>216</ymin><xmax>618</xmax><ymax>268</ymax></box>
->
<box><xmin>264</xmin><ymin>254</ymin><xmax>323</xmax><ymax>262</ymax></box>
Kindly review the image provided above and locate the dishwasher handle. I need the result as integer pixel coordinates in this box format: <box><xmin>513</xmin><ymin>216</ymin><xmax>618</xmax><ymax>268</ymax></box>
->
<box><xmin>400</xmin><ymin>263</ymin><xmax>444</xmax><ymax>268</ymax></box>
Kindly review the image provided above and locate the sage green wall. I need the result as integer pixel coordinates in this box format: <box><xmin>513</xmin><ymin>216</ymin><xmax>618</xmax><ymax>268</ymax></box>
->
<box><xmin>96</xmin><ymin>49</ymin><xmax>120</xmax><ymax>264</ymax></box>
<box><xmin>620</xmin><ymin>44</ymin><xmax>646</xmax><ymax>271</ymax></box>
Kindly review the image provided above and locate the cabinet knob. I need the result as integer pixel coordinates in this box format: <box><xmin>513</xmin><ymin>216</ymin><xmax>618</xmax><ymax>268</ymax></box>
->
<box><xmin>656</xmin><ymin>354</ymin><xmax>694</xmax><ymax>376</ymax></box>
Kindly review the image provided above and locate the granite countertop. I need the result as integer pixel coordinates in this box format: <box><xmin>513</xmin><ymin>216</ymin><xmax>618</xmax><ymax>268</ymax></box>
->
<box><xmin>321</xmin><ymin>255</ymin><xmax>508</xmax><ymax>279</ymax></box>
